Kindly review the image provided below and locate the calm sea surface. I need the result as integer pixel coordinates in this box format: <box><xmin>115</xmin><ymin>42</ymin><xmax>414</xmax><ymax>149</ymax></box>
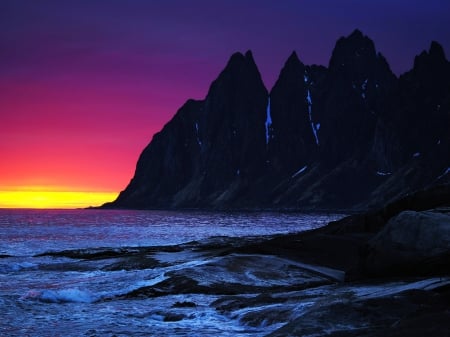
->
<box><xmin>0</xmin><ymin>209</ymin><xmax>343</xmax><ymax>336</ymax></box>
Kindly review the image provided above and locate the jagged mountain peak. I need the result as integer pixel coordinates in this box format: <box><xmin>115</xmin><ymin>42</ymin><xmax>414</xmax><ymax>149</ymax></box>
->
<box><xmin>332</xmin><ymin>30</ymin><xmax>376</xmax><ymax>57</ymax></box>
<box><xmin>414</xmin><ymin>41</ymin><xmax>448</xmax><ymax>70</ymax></box>
<box><xmin>286</xmin><ymin>50</ymin><xmax>300</xmax><ymax>63</ymax></box>
<box><xmin>226</xmin><ymin>51</ymin><xmax>247</xmax><ymax>67</ymax></box>
<box><xmin>348</xmin><ymin>28</ymin><xmax>364</xmax><ymax>39</ymax></box>
<box><xmin>225</xmin><ymin>50</ymin><xmax>258</xmax><ymax>69</ymax></box>
<box><xmin>244</xmin><ymin>49</ymin><xmax>255</xmax><ymax>61</ymax></box>
<box><xmin>205</xmin><ymin>49</ymin><xmax>267</xmax><ymax>106</ymax></box>
<box><xmin>326</xmin><ymin>29</ymin><xmax>396</xmax><ymax>90</ymax></box>
<box><xmin>212</xmin><ymin>50</ymin><xmax>264</xmax><ymax>87</ymax></box>
<box><xmin>277</xmin><ymin>50</ymin><xmax>304</xmax><ymax>77</ymax></box>
<box><xmin>329</xmin><ymin>29</ymin><xmax>377</xmax><ymax>72</ymax></box>
<box><xmin>429</xmin><ymin>41</ymin><xmax>446</xmax><ymax>59</ymax></box>
<box><xmin>105</xmin><ymin>31</ymin><xmax>449</xmax><ymax>211</ymax></box>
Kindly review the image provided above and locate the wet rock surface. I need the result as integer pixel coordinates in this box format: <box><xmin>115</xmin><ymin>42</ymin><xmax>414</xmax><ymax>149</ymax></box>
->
<box><xmin>364</xmin><ymin>210</ymin><xmax>450</xmax><ymax>276</ymax></box>
<box><xmin>267</xmin><ymin>287</ymin><xmax>450</xmax><ymax>337</ymax></box>
<box><xmin>40</xmin><ymin>185</ymin><xmax>450</xmax><ymax>335</ymax></box>
<box><xmin>35</xmin><ymin>217</ymin><xmax>448</xmax><ymax>335</ymax></box>
<box><xmin>121</xmin><ymin>254</ymin><xmax>333</xmax><ymax>300</ymax></box>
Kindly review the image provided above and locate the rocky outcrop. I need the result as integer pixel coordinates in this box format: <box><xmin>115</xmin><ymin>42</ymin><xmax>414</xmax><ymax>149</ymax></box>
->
<box><xmin>103</xmin><ymin>30</ymin><xmax>450</xmax><ymax>211</ymax></box>
<box><xmin>267</xmin><ymin>287</ymin><xmax>450</xmax><ymax>337</ymax></box>
<box><xmin>318</xmin><ymin>29</ymin><xmax>397</xmax><ymax>166</ymax></box>
<box><xmin>262</xmin><ymin>185</ymin><xmax>450</xmax><ymax>336</ymax></box>
<box><xmin>106</xmin><ymin>51</ymin><xmax>268</xmax><ymax>208</ymax></box>
<box><xmin>325</xmin><ymin>183</ymin><xmax>450</xmax><ymax>235</ymax></box>
<box><xmin>363</xmin><ymin>210</ymin><xmax>450</xmax><ymax>276</ymax></box>
<box><xmin>85</xmin><ymin>185</ymin><xmax>450</xmax><ymax>335</ymax></box>
<box><xmin>267</xmin><ymin>52</ymin><xmax>325</xmax><ymax>174</ymax></box>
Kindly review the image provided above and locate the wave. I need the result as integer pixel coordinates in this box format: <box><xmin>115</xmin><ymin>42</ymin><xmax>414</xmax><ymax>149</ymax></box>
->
<box><xmin>20</xmin><ymin>274</ymin><xmax>169</xmax><ymax>305</ymax></box>
<box><xmin>21</xmin><ymin>288</ymin><xmax>95</xmax><ymax>303</ymax></box>
<box><xmin>0</xmin><ymin>261</ymin><xmax>38</xmax><ymax>273</ymax></box>
<box><xmin>35</xmin><ymin>247</ymin><xmax>143</xmax><ymax>260</ymax></box>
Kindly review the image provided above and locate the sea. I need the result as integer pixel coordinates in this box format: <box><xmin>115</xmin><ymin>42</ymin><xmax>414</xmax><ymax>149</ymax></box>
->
<box><xmin>0</xmin><ymin>209</ymin><xmax>342</xmax><ymax>336</ymax></box>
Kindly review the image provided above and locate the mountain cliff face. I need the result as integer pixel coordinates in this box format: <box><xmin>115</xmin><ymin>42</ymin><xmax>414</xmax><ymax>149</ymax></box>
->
<box><xmin>104</xmin><ymin>30</ymin><xmax>450</xmax><ymax>210</ymax></box>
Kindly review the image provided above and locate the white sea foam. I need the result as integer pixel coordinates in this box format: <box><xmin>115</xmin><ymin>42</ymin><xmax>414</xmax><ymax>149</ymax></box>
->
<box><xmin>352</xmin><ymin>277</ymin><xmax>450</xmax><ymax>299</ymax></box>
<box><xmin>94</xmin><ymin>274</ymin><xmax>171</xmax><ymax>300</ymax></box>
<box><xmin>0</xmin><ymin>261</ymin><xmax>38</xmax><ymax>273</ymax></box>
<box><xmin>1</xmin><ymin>210</ymin><xmax>345</xmax><ymax>337</ymax></box>
<box><xmin>22</xmin><ymin>288</ymin><xmax>95</xmax><ymax>303</ymax></box>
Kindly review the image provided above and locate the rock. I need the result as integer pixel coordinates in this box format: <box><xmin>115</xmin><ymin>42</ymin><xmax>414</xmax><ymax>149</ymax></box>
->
<box><xmin>267</xmin><ymin>51</ymin><xmax>323</xmax><ymax>174</ymax></box>
<box><xmin>121</xmin><ymin>254</ymin><xmax>333</xmax><ymax>300</ymax></box>
<box><xmin>101</xmin><ymin>255</ymin><xmax>160</xmax><ymax>271</ymax></box>
<box><xmin>266</xmin><ymin>288</ymin><xmax>450</xmax><ymax>337</ymax></box>
<box><xmin>163</xmin><ymin>313</ymin><xmax>186</xmax><ymax>322</ymax></box>
<box><xmin>102</xmin><ymin>30</ymin><xmax>450</xmax><ymax>212</ymax></box>
<box><xmin>171</xmin><ymin>301</ymin><xmax>197</xmax><ymax>308</ymax></box>
<box><xmin>326</xmin><ymin>183</ymin><xmax>450</xmax><ymax>235</ymax></box>
<box><xmin>106</xmin><ymin>50</ymin><xmax>268</xmax><ymax>209</ymax></box>
<box><xmin>363</xmin><ymin>210</ymin><xmax>450</xmax><ymax>277</ymax></box>
<box><xmin>320</xmin><ymin>29</ymin><xmax>397</xmax><ymax>166</ymax></box>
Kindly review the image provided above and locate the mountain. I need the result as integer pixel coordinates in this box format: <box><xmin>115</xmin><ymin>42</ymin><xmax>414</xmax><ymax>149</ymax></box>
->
<box><xmin>103</xmin><ymin>30</ymin><xmax>450</xmax><ymax>211</ymax></box>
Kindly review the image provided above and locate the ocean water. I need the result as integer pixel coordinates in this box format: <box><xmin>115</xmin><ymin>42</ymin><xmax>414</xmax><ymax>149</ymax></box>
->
<box><xmin>0</xmin><ymin>209</ymin><xmax>342</xmax><ymax>336</ymax></box>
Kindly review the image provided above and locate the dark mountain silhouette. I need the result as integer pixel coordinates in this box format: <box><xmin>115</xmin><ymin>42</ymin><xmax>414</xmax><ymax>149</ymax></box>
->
<box><xmin>103</xmin><ymin>30</ymin><xmax>450</xmax><ymax>210</ymax></box>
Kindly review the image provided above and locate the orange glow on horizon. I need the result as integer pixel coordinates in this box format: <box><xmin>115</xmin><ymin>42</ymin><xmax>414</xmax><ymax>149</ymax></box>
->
<box><xmin>0</xmin><ymin>188</ymin><xmax>118</xmax><ymax>209</ymax></box>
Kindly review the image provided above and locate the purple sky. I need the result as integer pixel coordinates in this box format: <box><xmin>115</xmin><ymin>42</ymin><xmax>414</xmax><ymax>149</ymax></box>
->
<box><xmin>1</xmin><ymin>0</ymin><xmax>449</xmax><ymax>199</ymax></box>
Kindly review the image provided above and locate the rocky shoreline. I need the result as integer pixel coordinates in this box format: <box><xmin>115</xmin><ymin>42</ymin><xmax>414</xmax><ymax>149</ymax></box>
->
<box><xmin>239</xmin><ymin>183</ymin><xmax>450</xmax><ymax>336</ymax></box>
<box><xmin>54</xmin><ymin>184</ymin><xmax>450</xmax><ymax>335</ymax></box>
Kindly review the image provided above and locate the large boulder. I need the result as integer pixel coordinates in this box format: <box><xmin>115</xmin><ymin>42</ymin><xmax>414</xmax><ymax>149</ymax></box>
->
<box><xmin>363</xmin><ymin>210</ymin><xmax>450</xmax><ymax>276</ymax></box>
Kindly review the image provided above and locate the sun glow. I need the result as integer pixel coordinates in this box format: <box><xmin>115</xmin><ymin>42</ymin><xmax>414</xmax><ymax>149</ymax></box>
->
<box><xmin>0</xmin><ymin>189</ymin><xmax>118</xmax><ymax>209</ymax></box>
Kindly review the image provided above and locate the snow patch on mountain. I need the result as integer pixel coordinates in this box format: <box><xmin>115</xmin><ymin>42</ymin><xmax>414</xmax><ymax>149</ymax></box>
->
<box><xmin>437</xmin><ymin>167</ymin><xmax>450</xmax><ymax>180</ymax></box>
<box><xmin>195</xmin><ymin>122</ymin><xmax>202</xmax><ymax>147</ymax></box>
<box><xmin>265</xmin><ymin>97</ymin><xmax>272</xmax><ymax>145</ymax></box>
<box><xmin>292</xmin><ymin>165</ymin><xmax>308</xmax><ymax>178</ymax></box>
<box><xmin>361</xmin><ymin>79</ymin><xmax>368</xmax><ymax>99</ymax></box>
<box><xmin>306</xmin><ymin>90</ymin><xmax>319</xmax><ymax>145</ymax></box>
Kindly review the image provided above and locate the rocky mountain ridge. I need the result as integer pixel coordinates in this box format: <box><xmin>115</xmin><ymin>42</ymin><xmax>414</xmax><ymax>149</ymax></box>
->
<box><xmin>103</xmin><ymin>30</ymin><xmax>450</xmax><ymax>210</ymax></box>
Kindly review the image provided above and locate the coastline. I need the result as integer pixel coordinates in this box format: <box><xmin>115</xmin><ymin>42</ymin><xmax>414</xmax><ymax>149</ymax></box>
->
<box><xmin>4</xmin><ymin>184</ymin><xmax>449</xmax><ymax>336</ymax></box>
<box><xmin>88</xmin><ymin>184</ymin><xmax>450</xmax><ymax>335</ymax></box>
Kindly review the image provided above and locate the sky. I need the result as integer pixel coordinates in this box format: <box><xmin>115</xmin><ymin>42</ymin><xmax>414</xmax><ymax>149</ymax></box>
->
<box><xmin>1</xmin><ymin>0</ymin><xmax>449</xmax><ymax>208</ymax></box>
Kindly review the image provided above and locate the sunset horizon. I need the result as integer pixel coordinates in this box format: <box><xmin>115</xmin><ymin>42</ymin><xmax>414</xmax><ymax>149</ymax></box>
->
<box><xmin>2</xmin><ymin>1</ymin><xmax>449</xmax><ymax>209</ymax></box>
<box><xmin>0</xmin><ymin>190</ymin><xmax>117</xmax><ymax>209</ymax></box>
<box><xmin>2</xmin><ymin>2</ymin><xmax>449</xmax><ymax>336</ymax></box>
